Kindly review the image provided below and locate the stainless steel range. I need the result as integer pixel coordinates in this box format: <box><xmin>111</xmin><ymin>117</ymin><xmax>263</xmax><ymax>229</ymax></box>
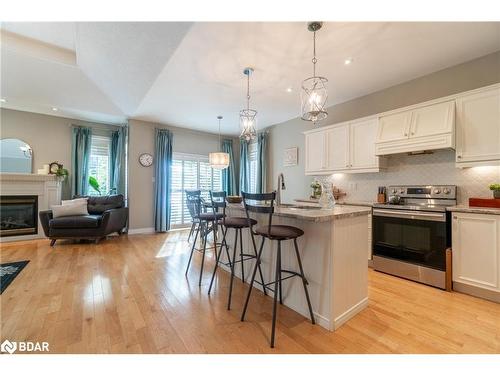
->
<box><xmin>372</xmin><ymin>185</ymin><xmax>457</xmax><ymax>289</ymax></box>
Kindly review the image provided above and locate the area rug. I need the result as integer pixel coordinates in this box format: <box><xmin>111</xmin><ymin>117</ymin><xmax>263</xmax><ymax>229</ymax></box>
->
<box><xmin>0</xmin><ymin>261</ymin><xmax>29</xmax><ymax>294</ymax></box>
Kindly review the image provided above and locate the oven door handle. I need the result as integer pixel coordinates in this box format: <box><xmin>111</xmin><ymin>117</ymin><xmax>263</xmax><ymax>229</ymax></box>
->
<box><xmin>372</xmin><ymin>209</ymin><xmax>446</xmax><ymax>222</ymax></box>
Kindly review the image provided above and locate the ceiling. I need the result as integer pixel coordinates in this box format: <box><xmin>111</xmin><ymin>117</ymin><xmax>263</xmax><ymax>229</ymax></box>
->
<box><xmin>1</xmin><ymin>22</ymin><xmax>499</xmax><ymax>135</ymax></box>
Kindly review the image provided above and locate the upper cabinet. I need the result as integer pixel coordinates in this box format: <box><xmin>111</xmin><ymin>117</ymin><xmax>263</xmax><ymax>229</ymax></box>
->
<box><xmin>304</xmin><ymin>130</ymin><xmax>326</xmax><ymax>174</ymax></box>
<box><xmin>455</xmin><ymin>86</ymin><xmax>500</xmax><ymax>167</ymax></box>
<box><xmin>375</xmin><ymin>100</ymin><xmax>455</xmax><ymax>156</ymax></box>
<box><xmin>304</xmin><ymin>118</ymin><xmax>385</xmax><ymax>175</ymax></box>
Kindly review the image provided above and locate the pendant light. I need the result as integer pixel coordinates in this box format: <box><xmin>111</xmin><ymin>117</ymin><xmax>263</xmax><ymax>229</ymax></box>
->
<box><xmin>301</xmin><ymin>22</ymin><xmax>328</xmax><ymax>124</ymax></box>
<box><xmin>209</xmin><ymin>115</ymin><xmax>230</xmax><ymax>170</ymax></box>
<box><xmin>239</xmin><ymin>67</ymin><xmax>257</xmax><ymax>142</ymax></box>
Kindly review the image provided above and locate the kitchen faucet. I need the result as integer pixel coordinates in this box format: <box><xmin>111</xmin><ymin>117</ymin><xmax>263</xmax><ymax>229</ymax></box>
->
<box><xmin>276</xmin><ymin>173</ymin><xmax>286</xmax><ymax>206</ymax></box>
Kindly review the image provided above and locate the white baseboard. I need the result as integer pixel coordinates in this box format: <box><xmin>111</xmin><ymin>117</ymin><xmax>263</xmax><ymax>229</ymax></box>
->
<box><xmin>128</xmin><ymin>227</ymin><xmax>155</xmax><ymax>235</ymax></box>
<box><xmin>333</xmin><ymin>297</ymin><xmax>369</xmax><ymax>330</ymax></box>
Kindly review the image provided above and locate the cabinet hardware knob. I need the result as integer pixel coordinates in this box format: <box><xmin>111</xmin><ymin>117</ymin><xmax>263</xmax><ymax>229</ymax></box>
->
<box><xmin>411</xmin><ymin>132</ymin><xmax>415</xmax><ymax>135</ymax></box>
<box><xmin>457</xmin><ymin>155</ymin><xmax>462</xmax><ymax>159</ymax></box>
<box><xmin>453</xmin><ymin>216</ymin><xmax>457</xmax><ymax>219</ymax></box>
<box><xmin>404</xmin><ymin>133</ymin><xmax>408</xmax><ymax>136</ymax></box>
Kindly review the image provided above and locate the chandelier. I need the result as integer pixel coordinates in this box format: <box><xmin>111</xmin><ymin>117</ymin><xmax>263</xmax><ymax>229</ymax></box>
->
<box><xmin>209</xmin><ymin>116</ymin><xmax>230</xmax><ymax>170</ymax></box>
<box><xmin>301</xmin><ymin>22</ymin><xmax>328</xmax><ymax>124</ymax></box>
<box><xmin>239</xmin><ymin>67</ymin><xmax>257</xmax><ymax>142</ymax></box>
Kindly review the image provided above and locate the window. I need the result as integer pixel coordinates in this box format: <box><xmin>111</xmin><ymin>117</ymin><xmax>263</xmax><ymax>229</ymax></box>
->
<box><xmin>88</xmin><ymin>135</ymin><xmax>111</xmax><ymax>196</ymax></box>
<box><xmin>248</xmin><ymin>141</ymin><xmax>258</xmax><ymax>193</ymax></box>
<box><xmin>170</xmin><ymin>153</ymin><xmax>223</xmax><ymax>227</ymax></box>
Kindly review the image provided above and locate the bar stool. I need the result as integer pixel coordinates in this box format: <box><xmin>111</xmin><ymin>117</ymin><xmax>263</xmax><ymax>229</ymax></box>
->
<box><xmin>240</xmin><ymin>191</ymin><xmax>315</xmax><ymax>348</ymax></box>
<box><xmin>207</xmin><ymin>191</ymin><xmax>267</xmax><ymax>310</ymax></box>
<box><xmin>185</xmin><ymin>190</ymin><xmax>224</xmax><ymax>286</ymax></box>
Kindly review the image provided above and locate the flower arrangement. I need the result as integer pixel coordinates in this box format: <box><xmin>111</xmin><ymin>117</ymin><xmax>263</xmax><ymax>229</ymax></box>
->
<box><xmin>310</xmin><ymin>180</ymin><xmax>322</xmax><ymax>199</ymax></box>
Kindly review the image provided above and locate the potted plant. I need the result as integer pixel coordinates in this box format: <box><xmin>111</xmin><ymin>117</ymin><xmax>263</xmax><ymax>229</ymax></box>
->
<box><xmin>55</xmin><ymin>167</ymin><xmax>69</xmax><ymax>182</ymax></box>
<box><xmin>489</xmin><ymin>183</ymin><xmax>500</xmax><ymax>199</ymax></box>
<box><xmin>89</xmin><ymin>176</ymin><xmax>101</xmax><ymax>195</ymax></box>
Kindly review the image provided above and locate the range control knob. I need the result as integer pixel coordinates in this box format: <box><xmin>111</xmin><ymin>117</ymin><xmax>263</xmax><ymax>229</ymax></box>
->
<box><xmin>433</xmin><ymin>188</ymin><xmax>441</xmax><ymax>194</ymax></box>
<box><xmin>443</xmin><ymin>188</ymin><xmax>451</xmax><ymax>195</ymax></box>
<box><xmin>392</xmin><ymin>188</ymin><xmax>397</xmax><ymax>194</ymax></box>
<box><xmin>400</xmin><ymin>188</ymin><xmax>405</xmax><ymax>194</ymax></box>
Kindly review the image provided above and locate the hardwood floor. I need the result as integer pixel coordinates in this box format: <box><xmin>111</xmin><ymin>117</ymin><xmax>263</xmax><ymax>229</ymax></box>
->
<box><xmin>1</xmin><ymin>230</ymin><xmax>499</xmax><ymax>354</ymax></box>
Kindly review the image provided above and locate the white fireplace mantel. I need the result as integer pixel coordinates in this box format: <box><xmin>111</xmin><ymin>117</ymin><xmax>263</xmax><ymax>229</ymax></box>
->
<box><xmin>0</xmin><ymin>173</ymin><xmax>62</xmax><ymax>242</ymax></box>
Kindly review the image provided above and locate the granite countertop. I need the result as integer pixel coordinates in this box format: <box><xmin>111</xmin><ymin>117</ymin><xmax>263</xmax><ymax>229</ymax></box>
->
<box><xmin>227</xmin><ymin>203</ymin><xmax>371</xmax><ymax>223</ymax></box>
<box><xmin>295</xmin><ymin>198</ymin><xmax>375</xmax><ymax>207</ymax></box>
<box><xmin>447</xmin><ymin>205</ymin><xmax>500</xmax><ymax>215</ymax></box>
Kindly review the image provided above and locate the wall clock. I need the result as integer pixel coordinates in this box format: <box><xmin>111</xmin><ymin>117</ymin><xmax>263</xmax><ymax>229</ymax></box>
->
<box><xmin>139</xmin><ymin>153</ymin><xmax>153</xmax><ymax>167</ymax></box>
<box><xmin>48</xmin><ymin>161</ymin><xmax>63</xmax><ymax>174</ymax></box>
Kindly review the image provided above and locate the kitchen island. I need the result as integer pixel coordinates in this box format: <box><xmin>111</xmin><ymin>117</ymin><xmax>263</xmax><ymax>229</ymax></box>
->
<box><xmin>218</xmin><ymin>203</ymin><xmax>371</xmax><ymax>331</ymax></box>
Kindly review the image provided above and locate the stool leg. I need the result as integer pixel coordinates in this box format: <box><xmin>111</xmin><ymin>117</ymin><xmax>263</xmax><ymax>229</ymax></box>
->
<box><xmin>249</xmin><ymin>229</ymin><xmax>267</xmax><ymax>296</ymax></box>
<box><xmin>239</xmin><ymin>228</ymin><xmax>245</xmax><ymax>282</ymax></box>
<box><xmin>188</xmin><ymin>222</ymin><xmax>195</xmax><ymax>242</ymax></box>
<box><xmin>198</xmin><ymin>222</ymin><xmax>209</xmax><ymax>286</ymax></box>
<box><xmin>278</xmin><ymin>242</ymin><xmax>283</xmax><ymax>305</ymax></box>
<box><xmin>293</xmin><ymin>238</ymin><xmax>315</xmax><ymax>324</ymax></box>
<box><xmin>185</xmin><ymin>223</ymin><xmax>200</xmax><ymax>275</ymax></box>
<box><xmin>270</xmin><ymin>240</ymin><xmax>281</xmax><ymax>348</ymax></box>
<box><xmin>227</xmin><ymin>228</ymin><xmax>239</xmax><ymax>310</ymax></box>
<box><xmin>241</xmin><ymin>237</ymin><xmax>265</xmax><ymax>321</ymax></box>
<box><xmin>208</xmin><ymin>225</ymin><xmax>228</xmax><ymax>295</ymax></box>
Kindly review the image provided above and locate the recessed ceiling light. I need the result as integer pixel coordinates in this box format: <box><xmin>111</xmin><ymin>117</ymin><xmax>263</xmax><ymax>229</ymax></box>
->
<box><xmin>0</xmin><ymin>98</ymin><xmax>6</xmax><ymax>103</ymax></box>
<box><xmin>344</xmin><ymin>58</ymin><xmax>353</xmax><ymax>65</ymax></box>
<box><xmin>286</xmin><ymin>87</ymin><xmax>293</xmax><ymax>93</ymax></box>
<box><xmin>52</xmin><ymin>107</ymin><xmax>58</xmax><ymax>111</ymax></box>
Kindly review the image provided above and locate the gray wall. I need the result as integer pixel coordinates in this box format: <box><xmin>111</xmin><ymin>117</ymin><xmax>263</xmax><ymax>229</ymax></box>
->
<box><xmin>268</xmin><ymin>51</ymin><xmax>500</xmax><ymax>203</ymax></box>
<box><xmin>128</xmin><ymin>119</ymin><xmax>239</xmax><ymax>230</ymax></box>
<box><xmin>0</xmin><ymin>109</ymin><xmax>239</xmax><ymax>230</ymax></box>
<box><xmin>0</xmin><ymin>108</ymin><xmax>121</xmax><ymax>199</ymax></box>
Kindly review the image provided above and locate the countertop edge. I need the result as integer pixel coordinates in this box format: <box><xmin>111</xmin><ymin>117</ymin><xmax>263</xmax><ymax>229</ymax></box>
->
<box><xmin>447</xmin><ymin>206</ymin><xmax>500</xmax><ymax>215</ymax></box>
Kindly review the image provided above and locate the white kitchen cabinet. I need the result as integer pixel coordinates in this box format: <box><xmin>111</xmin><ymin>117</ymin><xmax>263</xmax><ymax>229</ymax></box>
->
<box><xmin>376</xmin><ymin>111</ymin><xmax>412</xmax><ymax>143</ymax></box>
<box><xmin>325</xmin><ymin>125</ymin><xmax>349</xmax><ymax>171</ymax></box>
<box><xmin>304</xmin><ymin>130</ymin><xmax>327</xmax><ymax>174</ymax></box>
<box><xmin>350</xmin><ymin>118</ymin><xmax>381</xmax><ymax>171</ymax></box>
<box><xmin>375</xmin><ymin>100</ymin><xmax>455</xmax><ymax>155</ymax></box>
<box><xmin>455</xmin><ymin>86</ymin><xmax>500</xmax><ymax>167</ymax></box>
<box><xmin>452</xmin><ymin>212</ymin><xmax>500</xmax><ymax>296</ymax></box>
<box><xmin>304</xmin><ymin>118</ymin><xmax>385</xmax><ymax>175</ymax></box>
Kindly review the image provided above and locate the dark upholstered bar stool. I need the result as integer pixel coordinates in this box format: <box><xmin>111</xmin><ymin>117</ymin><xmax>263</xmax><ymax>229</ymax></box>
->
<box><xmin>185</xmin><ymin>190</ymin><xmax>224</xmax><ymax>286</ymax></box>
<box><xmin>207</xmin><ymin>191</ymin><xmax>267</xmax><ymax>310</ymax></box>
<box><xmin>240</xmin><ymin>191</ymin><xmax>315</xmax><ymax>348</ymax></box>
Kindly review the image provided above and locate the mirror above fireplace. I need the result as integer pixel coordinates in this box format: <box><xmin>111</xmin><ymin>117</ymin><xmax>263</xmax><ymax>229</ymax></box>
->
<box><xmin>0</xmin><ymin>138</ymin><xmax>33</xmax><ymax>173</ymax></box>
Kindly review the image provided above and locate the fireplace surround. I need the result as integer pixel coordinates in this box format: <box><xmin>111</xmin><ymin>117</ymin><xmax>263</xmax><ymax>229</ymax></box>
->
<box><xmin>0</xmin><ymin>173</ymin><xmax>61</xmax><ymax>242</ymax></box>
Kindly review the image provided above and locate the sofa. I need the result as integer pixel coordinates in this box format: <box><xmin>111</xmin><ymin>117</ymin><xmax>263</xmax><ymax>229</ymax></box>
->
<box><xmin>39</xmin><ymin>195</ymin><xmax>128</xmax><ymax>246</ymax></box>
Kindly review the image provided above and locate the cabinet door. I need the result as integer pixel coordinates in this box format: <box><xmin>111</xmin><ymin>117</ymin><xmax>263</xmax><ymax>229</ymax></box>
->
<box><xmin>325</xmin><ymin>125</ymin><xmax>349</xmax><ymax>171</ymax></box>
<box><xmin>350</xmin><ymin>118</ymin><xmax>379</xmax><ymax>170</ymax></box>
<box><xmin>456</xmin><ymin>87</ymin><xmax>500</xmax><ymax>163</ymax></box>
<box><xmin>452</xmin><ymin>213</ymin><xmax>500</xmax><ymax>291</ymax></box>
<box><xmin>377</xmin><ymin>111</ymin><xmax>412</xmax><ymax>143</ymax></box>
<box><xmin>305</xmin><ymin>131</ymin><xmax>326</xmax><ymax>173</ymax></box>
<box><xmin>409</xmin><ymin>101</ymin><xmax>455</xmax><ymax>138</ymax></box>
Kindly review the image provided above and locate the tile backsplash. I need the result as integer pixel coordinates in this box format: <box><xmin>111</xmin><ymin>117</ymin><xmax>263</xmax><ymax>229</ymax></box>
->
<box><xmin>323</xmin><ymin>150</ymin><xmax>500</xmax><ymax>204</ymax></box>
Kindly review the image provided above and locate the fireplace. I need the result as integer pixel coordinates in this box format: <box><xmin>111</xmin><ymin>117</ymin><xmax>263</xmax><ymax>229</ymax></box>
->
<box><xmin>0</xmin><ymin>196</ymin><xmax>38</xmax><ymax>237</ymax></box>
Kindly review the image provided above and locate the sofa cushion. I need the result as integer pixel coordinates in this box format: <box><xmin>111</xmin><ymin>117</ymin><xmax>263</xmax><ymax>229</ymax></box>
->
<box><xmin>49</xmin><ymin>215</ymin><xmax>102</xmax><ymax>229</ymax></box>
<box><xmin>82</xmin><ymin>195</ymin><xmax>125</xmax><ymax>214</ymax></box>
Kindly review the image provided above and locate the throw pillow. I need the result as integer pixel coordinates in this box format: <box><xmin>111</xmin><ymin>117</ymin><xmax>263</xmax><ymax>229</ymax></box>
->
<box><xmin>52</xmin><ymin>202</ymin><xmax>89</xmax><ymax>218</ymax></box>
<box><xmin>61</xmin><ymin>197</ymin><xmax>88</xmax><ymax>206</ymax></box>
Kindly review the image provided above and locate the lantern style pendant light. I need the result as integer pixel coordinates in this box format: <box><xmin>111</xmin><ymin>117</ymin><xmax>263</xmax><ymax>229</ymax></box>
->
<box><xmin>239</xmin><ymin>67</ymin><xmax>257</xmax><ymax>142</ymax></box>
<box><xmin>209</xmin><ymin>116</ymin><xmax>230</xmax><ymax>170</ymax></box>
<box><xmin>301</xmin><ymin>22</ymin><xmax>328</xmax><ymax>124</ymax></box>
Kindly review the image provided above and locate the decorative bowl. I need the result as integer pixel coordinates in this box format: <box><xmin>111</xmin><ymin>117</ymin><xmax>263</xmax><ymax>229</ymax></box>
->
<box><xmin>226</xmin><ymin>196</ymin><xmax>243</xmax><ymax>204</ymax></box>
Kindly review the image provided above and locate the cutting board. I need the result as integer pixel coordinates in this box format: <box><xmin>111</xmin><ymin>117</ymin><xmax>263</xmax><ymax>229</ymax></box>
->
<box><xmin>469</xmin><ymin>198</ymin><xmax>500</xmax><ymax>208</ymax></box>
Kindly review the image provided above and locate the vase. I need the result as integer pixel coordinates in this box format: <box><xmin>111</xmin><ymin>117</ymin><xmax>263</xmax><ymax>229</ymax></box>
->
<box><xmin>494</xmin><ymin>190</ymin><xmax>500</xmax><ymax>199</ymax></box>
<box><xmin>318</xmin><ymin>181</ymin><xmax>336</xmax><ymax>209</ymax></box>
